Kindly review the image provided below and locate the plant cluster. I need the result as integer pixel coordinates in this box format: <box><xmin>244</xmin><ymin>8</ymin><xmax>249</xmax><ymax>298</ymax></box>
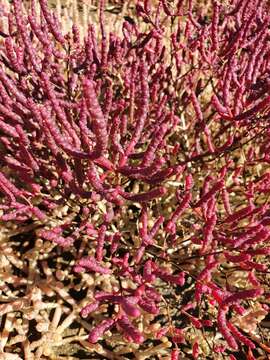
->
<box><xmin>0</xmin><ymin>0</ymin><xmax>269</xmax><ymax>359</ymax></box>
